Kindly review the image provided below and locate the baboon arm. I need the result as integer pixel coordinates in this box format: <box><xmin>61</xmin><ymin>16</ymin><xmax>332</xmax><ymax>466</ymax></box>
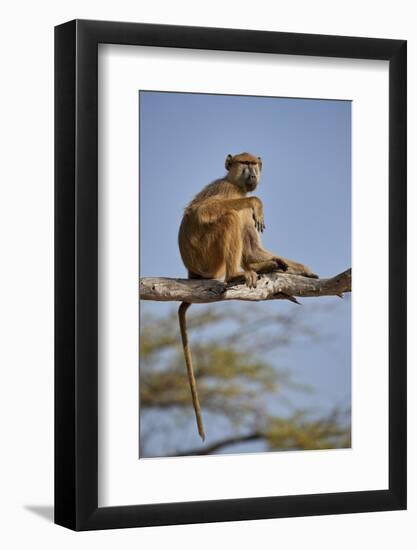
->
<box><xmin>197</xmin><ymin>197</ymin><xmax>256</xmax><ymax>224</ymax></box>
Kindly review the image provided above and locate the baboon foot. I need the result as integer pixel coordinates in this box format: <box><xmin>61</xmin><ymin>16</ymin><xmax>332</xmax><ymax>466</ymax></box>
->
<box><xmin>226</xmin><ymin>270</ymin><xmax>258</xmax><ymax>288</ymax></box>
<box><xmin>244</xmin><ymin>270</ymin><xmax>258</xmax><ymax>288</ymax></box>
<box><xmin>297</xmin><ymin>264</ymin><xmax>319</xmax><ymax>279</ymax></box>
<box><xmin>287</xmin><ymin>262</ymin><xmax>319</xmax><ymax>279</ymax></box>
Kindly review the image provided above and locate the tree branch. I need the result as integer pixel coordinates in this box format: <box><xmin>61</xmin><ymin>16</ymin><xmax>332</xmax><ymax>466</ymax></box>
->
<box><xmin>171</xmin><ymin>432</ymin><xmax>263</xmax><ymax>456</ymax></box>
<box><xmin>140</xmin><ymin>268</ymin><xmax>351</xmax><ymax>304</ymax></box>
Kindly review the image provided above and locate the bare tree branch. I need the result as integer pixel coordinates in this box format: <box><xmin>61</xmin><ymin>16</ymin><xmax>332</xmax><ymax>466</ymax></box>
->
<box><xmin>170</xmin><ymin>432</ymin><xmax>262</xmax><ymax>456</ymax></box>
<box><xmin>140</xmin><ymin>268</ymin><xmax>351</xmax><ymax>304</ymax></box>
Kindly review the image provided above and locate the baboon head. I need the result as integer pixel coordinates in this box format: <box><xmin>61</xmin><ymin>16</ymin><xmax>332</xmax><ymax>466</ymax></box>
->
<box><xmin>225</xmin><ymin>152</ymin><xmax>263</xmax><ymax>192</ymax></box>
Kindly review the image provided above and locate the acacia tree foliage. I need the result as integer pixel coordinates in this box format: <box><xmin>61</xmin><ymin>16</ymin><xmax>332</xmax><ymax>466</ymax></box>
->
<box><xmin>139</xmin><ymin>301</ymin><xmax>351</xmax><ymax>457</ymax></box>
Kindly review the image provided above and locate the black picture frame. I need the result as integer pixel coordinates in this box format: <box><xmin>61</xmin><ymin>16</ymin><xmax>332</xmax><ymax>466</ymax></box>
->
<box><xmin>55</xmin><ymin>19</ymin><xmax>407</xmax><ymax>531</ymax></box>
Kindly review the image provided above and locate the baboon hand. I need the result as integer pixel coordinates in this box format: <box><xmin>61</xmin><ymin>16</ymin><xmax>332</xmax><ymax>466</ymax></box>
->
<box><xmin>253</xmin><ymin>213</ymin><xmax>265</xmax><ymax>233</ymax></box>
<box><xmin>251</xmin><ymin>198</ymin><xmax>265</xmax><ymax>233</ymax></box>
<box><xmin>272</xmin><ymin>257</ymin><xmax>289</xmax><ymax>271</ymax></box>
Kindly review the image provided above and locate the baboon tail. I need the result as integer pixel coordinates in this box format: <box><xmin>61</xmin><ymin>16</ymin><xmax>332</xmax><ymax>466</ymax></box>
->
<box><xmin>178</xmin><ymin>302</ymin><xmax>206</xmax><ymax>441</ymax></box>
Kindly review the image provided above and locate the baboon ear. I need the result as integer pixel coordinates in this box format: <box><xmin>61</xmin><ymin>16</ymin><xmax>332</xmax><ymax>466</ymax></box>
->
<box><xmin>257</xmin><ymin>156</ymin><xmax>263</xmax><ymax>170</ymax></box>
<box><xmin>225</xmin><ymin>154</ymin><xmax>233</xmax><ymax>170</ymax></box>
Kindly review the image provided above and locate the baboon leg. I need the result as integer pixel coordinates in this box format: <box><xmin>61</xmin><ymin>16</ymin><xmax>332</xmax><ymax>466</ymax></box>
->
<box><xmin>279</xmin><ymin>258</ymin><xmax>318</xmax><ymax>279</ymax></box>
<box><xmin>222</xmin><ymin>212</ymin><xmax>242</xmax><ymax>280</ymax></box>
<box><xmin>241</xmin><ymin>224</ymin><xmax>317</xmax><ymax>278</ymax></box>
<box><xmin>222</xmin><ymin>212</ymin><xmax>257</xmax><ymax>288</ymax></box>
<box><xmin>241</xmin><ymin>226</ymin><xmax>287</xmax><ymax>275</ymax></box>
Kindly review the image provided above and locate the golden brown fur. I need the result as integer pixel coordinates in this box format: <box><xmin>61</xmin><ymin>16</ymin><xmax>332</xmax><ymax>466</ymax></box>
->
<box><xmin>177</xmin><ymin>152</ymin><xmax>317</xmax><ymax>441</ymax></box>
<box><xmin>179</xmin><ymin>152</ymin><xmax>317</xmax><ymax>287</ymax></box>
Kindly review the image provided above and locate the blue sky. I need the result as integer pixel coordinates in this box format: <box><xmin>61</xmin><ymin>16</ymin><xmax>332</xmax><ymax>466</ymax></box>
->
<box><xmin>139</xmin><ymin>91</ymin><xmax>351</xmax><ymax>454</ymax></box>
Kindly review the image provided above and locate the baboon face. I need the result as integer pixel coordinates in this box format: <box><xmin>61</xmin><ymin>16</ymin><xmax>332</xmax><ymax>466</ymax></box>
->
<box><xmin>225</xmin><ymin>152</ymin><xmax>263</xmax><ymax>192</ymax></box>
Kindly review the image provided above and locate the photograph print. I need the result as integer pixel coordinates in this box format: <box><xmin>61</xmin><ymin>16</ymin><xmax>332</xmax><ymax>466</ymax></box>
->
<box><xmin>139</xmin><ymin>90</ymin><xmax>352</xmax><ymax>459</ymax></box>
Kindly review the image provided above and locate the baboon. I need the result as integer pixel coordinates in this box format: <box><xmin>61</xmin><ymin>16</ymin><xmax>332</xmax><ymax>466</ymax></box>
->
<box><xmin>178</xmin><ymin>152</ymin><xmax>318</xmax><ymax>440</ymax></box>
